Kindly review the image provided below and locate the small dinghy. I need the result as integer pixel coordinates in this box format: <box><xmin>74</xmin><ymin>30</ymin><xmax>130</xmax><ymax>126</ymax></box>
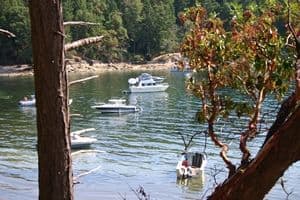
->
<box><xmin>71</xmin><ymin>128</ymin><xmax>97</xmax><ymax>149</ymax></box>
<box><xmin>18</xmin><ymin>95</ymin><xmax>36</xmax><ymax>106</ymax></box>
<box><xmin>19</xmin><ymin>95</ymin><xmax>73</xmax><ymax>107</ymax></box>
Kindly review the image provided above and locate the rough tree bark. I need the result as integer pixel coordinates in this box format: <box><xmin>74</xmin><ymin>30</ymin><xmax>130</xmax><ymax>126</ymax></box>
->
<box><xmin>29</xmin><ymin>1</ymin><xmax>73</xmax><ymax>200</ymax></box>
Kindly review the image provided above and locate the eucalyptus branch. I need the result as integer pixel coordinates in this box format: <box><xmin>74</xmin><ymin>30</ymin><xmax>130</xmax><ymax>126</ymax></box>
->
<box><xmin>208</xmin><ymin>123</ymin><xmax>236</xmax><ymax>177</ymax></box>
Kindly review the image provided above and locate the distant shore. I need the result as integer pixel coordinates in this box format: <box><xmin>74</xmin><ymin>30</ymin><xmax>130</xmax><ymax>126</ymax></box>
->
<box><xmin>0</xmin><ymin>61</ymin><xmax>175</xmax><ymax>77</ymax></box>
<box><xmin>0</xmin><ymin>53</ymin><xmax>181</xmax><ymax>77</ymax></box>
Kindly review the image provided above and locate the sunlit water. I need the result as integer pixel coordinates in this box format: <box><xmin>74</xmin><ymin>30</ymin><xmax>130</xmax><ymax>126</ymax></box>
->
<box><xmin>0</xmin><ymin>70</ymin><xmax>299</xmax><ymax>200</ymax></box>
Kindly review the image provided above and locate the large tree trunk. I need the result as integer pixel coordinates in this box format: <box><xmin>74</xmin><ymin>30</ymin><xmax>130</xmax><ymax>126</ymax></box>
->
<box><xmin>29</xmin><ymin>1</ymin><xmax>73</xmax><ymax>200</ymax></box>
<box><xmin>208</xmin><ymin>104</ymin><xmax>300</xmax><ymax>200</ymax></box>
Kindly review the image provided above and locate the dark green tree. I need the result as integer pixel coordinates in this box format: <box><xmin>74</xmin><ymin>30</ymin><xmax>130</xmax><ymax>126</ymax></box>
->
<box><xmin>0</xmin><ymin>0</ymin><xmax>31</xmax><ymax>64</ymax></box>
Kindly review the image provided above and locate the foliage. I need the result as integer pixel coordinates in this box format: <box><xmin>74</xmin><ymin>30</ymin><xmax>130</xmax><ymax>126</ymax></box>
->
<box><xmin>0</xmin><ymin>0</ymin><xmax>31</xmax><ymax>64</ymax></box>
<box><xmin>0</xmin><ymin>0</ymin><xmax>297</xmax><ymax>65</ymax></box>
<box><xmin>180</xmin><ymin>3</ymin><xmax>294</xmax><ymax>173</ymax></box>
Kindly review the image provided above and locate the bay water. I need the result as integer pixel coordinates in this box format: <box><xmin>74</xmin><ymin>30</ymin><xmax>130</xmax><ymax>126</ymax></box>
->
<box><xmin>0</xmin><ymin>70</ymin><xmax>299</xmax><ymax>199</ymax></box>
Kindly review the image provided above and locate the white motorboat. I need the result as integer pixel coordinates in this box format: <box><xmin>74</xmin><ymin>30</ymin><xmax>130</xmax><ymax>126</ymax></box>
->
<box><xmin>71</xmin><ymin>128</ymin><xmax>97</xmax><ymax>149</ymax></box>
<box><xmin>176</xmin><ymin>152</ymin><xmax>207</xmax><ymax>179</ymax></box>
<box><xmin>18</xmin><ymin>95</ymin><xmax>73</xmax><ymax>107</ymax></box>
<box><xmin>91</xmin><ymin>98</ymin><xmax>141</xmax><ymax>113</ymax></box>
<box><xmin>128</xmin><ymin>73</ymin><xmax>169</xmax><ymax>93</ymax></box>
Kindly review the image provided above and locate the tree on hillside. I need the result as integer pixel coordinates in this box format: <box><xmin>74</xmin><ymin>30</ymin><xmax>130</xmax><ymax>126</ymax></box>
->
<box><xmin>0</xmin><ymin>0</ymin><xmax>31</xmax><ymax>64</ymax></box>
<box><xmin>28</xmin><ymin>0</ymin><xmax>73</xmax><ymax>199</ymax></box>
<box><xmin>137</xmin><ymin>0</ymin><xmax>177</xmax><ymax>60</ymax></box>
<box><xmin>180</xmin><ymin>1</ymin><xmax>300</xmax><ymax>199</ymax></box>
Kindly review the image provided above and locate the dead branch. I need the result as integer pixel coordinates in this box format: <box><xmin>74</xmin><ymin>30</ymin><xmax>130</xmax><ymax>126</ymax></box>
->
<box><xmin>63</xmin><ymin>21</ymin><xmax>101</xmax><ymax>26</ymax></box>
<box><xmin>71</xmin><ymin>128</ymin><xmax>96</xmax><ymax>135</ymax></box>
<box><xmin>69</xmin><ymin>75</ymin><xmax>99</xmax><ymax>86</ymax></box>
<box><xmin>70</xmin><ymin>113</ymin><xmax>82</xmax><ymax>117</ymax></box>
<box><xmin>71</xmin><ymin>149</ymin><xmax>106</xmax><ymax>157</ymax></box>
<box><xmin>179</xmin><ymin>131</ymin><xmax>203</xmax><ymax>151</ymax></box>
<box><xmin>130</xmin><ymin>186</ymin><xmax>151</xmax><ymax>200</ymax></box>
<box><xmin>0</xmin><ymin>28</ymin><xmax>16</xmax><ymax>38</ymax></box>
<box><xmin>280</xmin><ymin>178</ymin><xmax>293</xmax><ymax>199</ymax></box>
<box><xmin>65</xmin><ymin>36</ymin><xmax>104</xmax><ymax>51</ymax></box>
<box><xmin>73</xmin><ymin>165</ymin><xmax>102</xmax><ymax>183</ymax></box>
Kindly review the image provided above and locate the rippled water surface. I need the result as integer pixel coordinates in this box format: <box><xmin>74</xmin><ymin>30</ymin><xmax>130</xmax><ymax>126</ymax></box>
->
<box><xmin>0</xmin><ymin>71</ymin><xmax>299</xmax><ymax>199</ymax></box>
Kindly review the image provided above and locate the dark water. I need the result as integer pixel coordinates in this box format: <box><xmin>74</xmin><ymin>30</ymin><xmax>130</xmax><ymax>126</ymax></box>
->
<box><xmin>0</xmin><ymin>71</ymin><xmax>299</xmax><ymax>200</ymax></box>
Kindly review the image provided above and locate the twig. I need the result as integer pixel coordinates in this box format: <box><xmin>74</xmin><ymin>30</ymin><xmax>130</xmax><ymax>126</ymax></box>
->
<box><xmin>280</xmin><ymin>178</ymin><xmax>293</xmax><ymax>199</ymax></box>
<box><xmin>130</xmin><ymin>185</ymin><xmax>151</xmax><ymax>200</ymax></box>
<box><xmin>71</xmin><ymin>149</ymin><xmax>105</xmax><ymax>156</ymax></box>
<box><xmin>73</xmin><ymin>165</ymin><xmax>102</xmax><ymax>181</ymax></box>
<box><xmin>71</xmin><ymin>128</ymin><xmax>96</xmax><ymax>135</ymax></box>
<box><xmin>179</xmin><ymin>131</ymin><xmax>205</xmax><ymax>151</ymax></box>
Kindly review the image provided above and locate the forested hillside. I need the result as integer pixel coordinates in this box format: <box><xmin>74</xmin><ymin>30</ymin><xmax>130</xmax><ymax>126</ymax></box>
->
<box><xmin>0</xmin><ymin>0</ymin><xmax>286</xmax><ymax>65</ymax></box>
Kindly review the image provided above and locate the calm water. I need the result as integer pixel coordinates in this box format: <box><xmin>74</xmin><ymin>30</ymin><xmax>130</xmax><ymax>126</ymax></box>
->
<box><xmin>0</xmin><ymin>70</ymin><xmax>299</xmax><ymax>200</ymax></box>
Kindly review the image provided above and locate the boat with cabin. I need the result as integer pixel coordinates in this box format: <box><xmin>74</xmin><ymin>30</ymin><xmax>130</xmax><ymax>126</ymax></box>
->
<box><xmin>127</xmin><ymin>73</ymin><xmax>169</xmax><ymax>93</ymax></box>
<box><xmin>91</xmin><ymin>98</ymin><xmax>141</xmax><ymax>113</ymax></box>
<box><xmin>176</xmin><ymin>151</ymin><xmax>207</xmax><ymax>179</ymax></box>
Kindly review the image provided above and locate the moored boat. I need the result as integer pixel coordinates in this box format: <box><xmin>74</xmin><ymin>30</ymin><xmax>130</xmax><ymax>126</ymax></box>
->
<box><xmin>18</xmin><ymin>95</ymin><xmax>73</xmax><ymax>107</ymax></box>
<box><xmin>18</xmin><ymin>95</ymin><xmax>36</xmax><ymax>106</ymax></box>
<box><xmin>128</xmin><ymin>73</ymin><xmax>169</xmax><ymax>93</ymax></box>
<box><xmin>176</xmin><ymin>151</ymin><xmax>207</xmax><ymax>179</ymax></box>
<box><xmin>91</xmin><ymin>98</ymin><xmax>141</xmax><ymax>113</ymax></box>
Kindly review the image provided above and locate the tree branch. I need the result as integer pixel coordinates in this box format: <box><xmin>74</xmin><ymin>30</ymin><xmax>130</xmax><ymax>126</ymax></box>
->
<box><xmin>68</xmin><ymin>75</ymin><xmax>99</xmax><ymax>86</ymax></box>
<box><xmin>65</xmin><ymin>36</ymin><xmax>104</xmax><ymax>51</ymax></box>
<box><xmin>63</xmin><ymin>21</ymin><xmax>101</xmax><ymax>26</ymax></box>
<box><xmin>0</xmin><ymin>28</ymin><xmax>16</xmax><ymax>38</ymax></box>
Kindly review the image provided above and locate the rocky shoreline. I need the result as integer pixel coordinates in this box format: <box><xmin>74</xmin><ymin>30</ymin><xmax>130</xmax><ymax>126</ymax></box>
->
<box><xmin>0</xmin><ymin>53</ymin><xmax>180</xmax><ymax>77</ymax></box>
<box><xmin>0</xmin><ymin>61</ymin><xmax>176</xmax><ymax>77</ymax></box>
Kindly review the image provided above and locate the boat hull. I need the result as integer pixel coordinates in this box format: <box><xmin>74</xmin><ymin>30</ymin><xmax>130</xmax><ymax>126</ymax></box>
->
<box><xmin>92</xmin><ymin>106</ymin><xmax>139</xmax><ymax>113</ymax></box>
<box><xmin>18</xmin><ymin>100</ymin><xmax>36</xmax><ymax>106</ymax></box>
<box><xmin>129</xmin><ymin>84</ymin><xmax>169</xmax><ymax>93</ymax></box>
<box><xmin>71</xmin><ymin>138</ymin><xmax>97</xmax><ymax>149</ymax></box>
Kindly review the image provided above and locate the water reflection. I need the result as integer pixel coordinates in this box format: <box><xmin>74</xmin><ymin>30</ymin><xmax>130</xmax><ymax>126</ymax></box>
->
<box><xmin>1</xmin><ymin>72</ymin><xmax>300</xmax><ymax>200</ymax></box>
<box><xmin>128</xmin><ymin>91</ymin><xmax>169</xmax><ymax>105</ymax></box>
<box><xmin>176</xmin><ymin>170</ymin><xmax>205</xmax><ymax>192</ymax></box>
<box><xmin>18</xmin><ymin>106</ymin><xmax>36</xmax><ymax>117</ymax></box>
